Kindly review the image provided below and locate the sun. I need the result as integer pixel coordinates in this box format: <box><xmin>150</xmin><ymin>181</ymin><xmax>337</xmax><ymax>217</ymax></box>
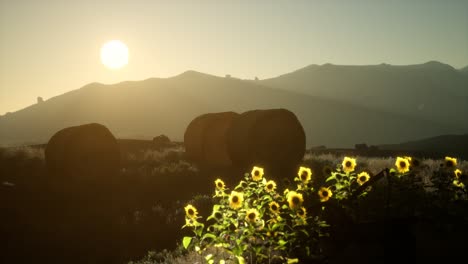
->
<box><xmin>100</xmin><ymin>40</ymin><xmax>129</xmax><ymax>69</ymax></box>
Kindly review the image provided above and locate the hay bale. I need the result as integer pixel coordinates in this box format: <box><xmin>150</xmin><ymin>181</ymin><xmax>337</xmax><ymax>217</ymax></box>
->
<box><xmin>184</xmin><ymin>112</ymin><xmax>239</xmax><ymax>168</ymax></box>
<box><xmin>44</xmin><ymin>123</ymin><xmax>123</xmax><ymax>260</ymax></box>
<box><xmin>226</xmin><ymin>108</ymin><xmax>306</xmax><ymax>177</ymax></box>
<box><xmin>153</xmin><ymin>134</ymin><xmax>172</xmax><ymax>149</ymax></box>
<box><xmin>45</xmin><ymin>123</ymin><xmax>121</xmax><ymax>184</ymax></box>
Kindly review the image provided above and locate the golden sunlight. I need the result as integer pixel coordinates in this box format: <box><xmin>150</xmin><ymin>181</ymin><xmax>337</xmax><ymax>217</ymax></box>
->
<box><xmin>100</xmin><ymin>40</ymin><xmax>129</xmax><ymax>69</ymax></box>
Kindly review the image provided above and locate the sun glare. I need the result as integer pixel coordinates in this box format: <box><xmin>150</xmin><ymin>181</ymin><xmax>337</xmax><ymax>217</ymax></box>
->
<box><xmin>100</xmin><ymin>40</ymin><xmax>129</xmax><ymax>69</ymax></box>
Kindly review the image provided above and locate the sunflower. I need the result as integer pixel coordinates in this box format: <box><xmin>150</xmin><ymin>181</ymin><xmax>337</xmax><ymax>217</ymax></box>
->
<box><xmin>229</xmin><ymin>191</ymin><xmax>244</xmax><ymax>209</ymax></box>
<box><xmin>251</xmin><ymin>166</ymin><xmax>264</xmax><ymax>182</ymax></box>
<box><xmin>454</xmin><ymin>169</ymin><xmax>463</xmax><ymax>179</ymax></box>
<box><xmin>357</xmin><ymin>172</ymin><xmax>370</xmax><ymax>185</ymax></box>
<box><xmin>395</xmin><ymin>157</ymin><xmax>410</xmax><ymax>173</ymax></box>
<box><xmin>245</xmin><ymin>208</ymin><xmax>260</xmax><ymax>224</ymax></box>
<box><xmin>445</xmin><ymin>157</ymin><xmax>458</xmax><ymax>168</ymax></box>
<box><xmin>214</xmin><ymin>179</ymin><xmax>225</xmax><ymax>190</ymax></box>
<box><xmin>213</xmin><ymin>211</ymin><xmax>223</xmax><ymax>221</ymax></box>
<box><xmin>269</xmin><ymin>201</ymin><xmax>280</xmax><ymax>214</ymax></box>
<box><xmin>184</xmin><ymin>204</ymin><xmax>198</xmax><ymax>219</ymax></box>
<box><xmin>296</xmin><ymin>206</ymin><xmax>307</xmax><ymax>219</ymax></box>
<box><xmin>318</xmin><ymin>187</ymin><xmax>332</xmax><ymax>202</ymax></box>
<box><xmin>298</xmin><ymin>166</ymin><xmax>312</xmax><ymax>184</ymax></box>
<box><xmin>322</xmin><ymin>166</ymin><xmax>333</xmax><ymax>176</ymax></box>
<box><xmin>342</xmin><ymin>157</ymin><xmax>357</xmax><ymax>173</ymax></box>
<box><xmin>265</xmin><ymin>180</ymin><xmax>277</xmax><ymax>193</ymax></box>
<box><xmin>287</xmin><ymin>191</ymin><xmax>303</xmax><ymax>209</ymax></box>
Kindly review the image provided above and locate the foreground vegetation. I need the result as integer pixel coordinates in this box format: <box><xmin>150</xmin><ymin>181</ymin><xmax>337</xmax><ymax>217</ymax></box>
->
<box><xmin>129</xmin><ymin>150</ymin><xmax>468</xmax><ymax>263</ymax></box>
<box><xmin>1</xmin><ymin>144</ymin><xmax>468</xmax><ymax>264</ymax></box>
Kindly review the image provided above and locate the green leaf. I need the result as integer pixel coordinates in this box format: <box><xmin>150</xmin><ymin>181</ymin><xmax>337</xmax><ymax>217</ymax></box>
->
<box><xmin>325</xmin><ymin>176</ymin><xmax>336</xmax><ymax>182</ymax></box>
<box><xmin>272</xmin><ymin>223</ymin><xmax>282</xmax><ymax>231</ymax></box>
<box><xmin>236</xmin><ymin>256</ymin><xmax>245</xmax><ymax>264</ymax></box>
<box><xmin>278</xmin><ymin>239</ymin><xmax>287</xmax><ymax>246</ymax></box>
<box><xmin>202</xmin><ymin>233</ymin><xmax>217</xmax><ymax>242</ymax></box>
<box><xmin>182</xmin><ymin>236</ymin><xmax>192</xmax><ymax>249</ymax></box>
<box><xmin>287</xmin><ymin>258</ymin><xmax>299</xmax><ymax>263</ymax></box>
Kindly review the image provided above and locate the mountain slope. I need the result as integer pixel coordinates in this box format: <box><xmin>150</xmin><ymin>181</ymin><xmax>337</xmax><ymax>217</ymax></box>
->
<box><xmin>0</xmin><ymin>70</ymin><xmax>464</xmax><ymax>148</ymax></box>
<box><xmin>260</xmin><ymin>61</ymin><xmax>468</xmax><ymax>129</ymax></box>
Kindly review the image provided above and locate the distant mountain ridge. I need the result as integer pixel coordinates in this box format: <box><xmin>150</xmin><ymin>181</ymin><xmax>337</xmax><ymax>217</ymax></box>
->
<box><xmin>261</xmin><ymin>61</ymin><xmax>468</xmax><ymax>129</ymax></box>
<box><xmin>0</xmin><ymin>61</ymin><xmax>466</xmax><ymax>148</ymax></box>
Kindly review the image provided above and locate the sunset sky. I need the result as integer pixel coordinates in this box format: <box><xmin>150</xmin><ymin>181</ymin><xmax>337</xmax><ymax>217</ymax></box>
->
<box><xmin>1</xmin><ymin>0</ymin><xmax>467</xmax><ymax>115</ymax></box>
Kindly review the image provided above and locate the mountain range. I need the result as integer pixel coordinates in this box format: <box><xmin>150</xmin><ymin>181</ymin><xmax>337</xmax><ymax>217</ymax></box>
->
<box><xmin>1</xmin><ymin>61</ymin><xmax>467</xmax><ymax>148</ymax></box>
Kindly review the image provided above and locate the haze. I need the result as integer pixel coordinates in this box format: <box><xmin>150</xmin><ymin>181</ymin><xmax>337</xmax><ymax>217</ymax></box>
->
<box><xmin>1</xmin><ymin>0</ymin><xmax>468</xmax><ymax>115</ymax></box>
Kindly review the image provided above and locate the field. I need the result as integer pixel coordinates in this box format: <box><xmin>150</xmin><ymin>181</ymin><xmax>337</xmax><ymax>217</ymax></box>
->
<box><xmin>1</xmin><ymin>140</ymin><xmax>468</xmax><ymax>264</ymax></box>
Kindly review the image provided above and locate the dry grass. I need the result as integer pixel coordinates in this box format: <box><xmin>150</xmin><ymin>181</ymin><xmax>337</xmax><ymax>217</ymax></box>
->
<box><xmin>0</xmin><ymin>145</ymin><xmax>45</xmax><ymax>160</ymax></box>
<box><xmin>129</xmin><ymin>246</ymin><xmax>236</xmax><ymax>264</ymax></box>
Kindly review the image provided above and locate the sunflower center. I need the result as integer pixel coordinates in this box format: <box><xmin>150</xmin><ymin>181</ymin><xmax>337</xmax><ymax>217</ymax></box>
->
<box><xmin>301</xmin><ymin>172</ymin><xmax>307</xmax><ymax>180</ymax></box>
<box><xmin>217</xmin><ymin>182</ymin><xmax>223</xmax><ymax>188</ymax></box>
<box><xmin>267</xmin><ymin>184</ymin><xmax>273</xmax><ymax>190</ymax></box>
<box><xmin>232</xmin><ymin>196</ymin><xmax>239</xmax><ymax>203</ymax></box>
<box><xmin>359</xmin><ymin>176</ymin><xmax>367</xmax><ymax>182</ymax></box>
<box><xmin>446</xmin><ymin>160</ymin><xmax>454</xmax><ymax>167</ymax></box>
<box><xmin>322</xmin><ymin>191</ymin><xmax>329</xmax><ymax>197</ymax></box>
<box><xmin>271</xmin><ymin>204</ymin><xmax>278</xmax><ymax>211</ymax></box>
<box><xmin>298</xmin><ymin>209</ymin><xmax>305</xmax><ymax>216</ymax></box>
<box><xmin>400</xmin><ymin>161</ymin><xmax>407</xmax><ymax>168</ymax></box>
<box><xmin>248</xmin><ymin>213</ymin><xmax>256</xmax><ymax>220</ymax></box>
<box><xmin>254</xmin><ymin>170</ymin><xmax>260</xmax><ymax>176</ymax></box>
<box><xmin>188</xmin><ymin>209</ymin><xmax>194</xmax><ymax>216</ymax></box>
<box><xmin>292</xmin><ymin>196</ymin><xmax>300</xmax><ymax>205</ymax></box>
<box><xmin>345</xmin><ymin>161</ymin><xmax>352</xmax><ymax>167</ymax></box>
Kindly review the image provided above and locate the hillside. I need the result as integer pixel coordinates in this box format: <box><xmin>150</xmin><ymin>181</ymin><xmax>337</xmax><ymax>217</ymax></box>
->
<box><xmin>0</xmin><ymin>68</ymin><xmax>465</xmax><ymax>148</ymax></box>
<box><xmin>261</xmin><ymin>61</ymin><xmax>468</xmax><ymax>129</ymax></box>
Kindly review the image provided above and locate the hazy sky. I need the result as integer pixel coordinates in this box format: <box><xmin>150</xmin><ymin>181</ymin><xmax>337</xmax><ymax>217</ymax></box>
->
<box><xmin>1</xmin><ymin>0</ymin><xmax>467</xmax><ymax>115</ymax></box>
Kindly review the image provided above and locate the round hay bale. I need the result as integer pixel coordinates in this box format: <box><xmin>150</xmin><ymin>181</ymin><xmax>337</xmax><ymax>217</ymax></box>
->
<box><xmin>44</xmin><ymin>123</ymin><xmax>124</xmax><ymax>263</ymax></box>
<box><xmin>184</xmin><ymin>112</ymin><xmax>239</xmax><ymax>168</ymax></box>
<box><xmin>226</xmin><ymin>108</ymin><xmax>306</xmax><ymax>177</ymax></box>
<box><xmin>45</xmin><ymin>123</ymin><xmax>121</xmax><ymax>183</ymax></box>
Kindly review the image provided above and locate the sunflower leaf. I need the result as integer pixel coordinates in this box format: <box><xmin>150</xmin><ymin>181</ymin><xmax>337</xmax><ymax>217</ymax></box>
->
<box><xmin>236</xmin><ymin>256</ymin><xmax>246</xmax><ymax>264</ymax></box>
<box><xmin>201</xmin><ymin>233</ymin><xmax>217</xmax><ymax>242</ymax></box>
<box><xmin>272</xmin><ymin>223</ymin><xmax>282</xmax><ymax>231</ymax></box>
<box><xmin>325</xmin><ymin>176</ymin><xmax>336</xmax><ymax>182</ymax></box>
<box><xmin>182</xmin><ymin>236</ymin><xmax>192</xmax><ymax>249</ymax></box>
